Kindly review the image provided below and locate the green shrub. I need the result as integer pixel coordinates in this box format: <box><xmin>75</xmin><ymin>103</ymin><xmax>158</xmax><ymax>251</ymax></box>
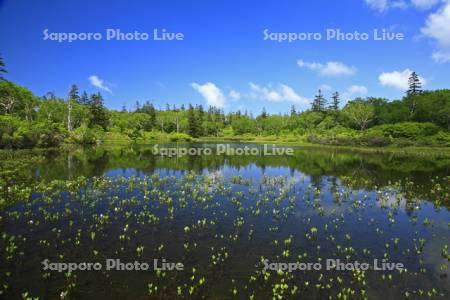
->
<box><xmin>359</xmin><ymin>134</ymin><xmax>391</xmax><ymax>147</ymax></box>
<box><xmin>167</xmin><ymin>132</ymin><xmax>192</xmax><ymax>142</ymax></box>
<box><xmin>69</xmin><ymin>124</ymin><xmax>104</xmax><ymax>144</ymax></box>
<box><xmin>424</xmin><ymin>132</ymin><xmax>450</xmax><ymax>147</ymax></box>
<box><xmin>0</xmin><ymin>116</ymin><xmax>65</xmax><ymax>148</ymax></box>
<box><xmin>372</xmin><ymin>122</ymin><xmax>440</xmax><ymax>139</ymax></box>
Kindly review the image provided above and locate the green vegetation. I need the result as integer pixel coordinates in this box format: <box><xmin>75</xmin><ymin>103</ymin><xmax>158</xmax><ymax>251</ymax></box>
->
<box><xmin>0</xmin><ymin>159</ymin><xmax>449</xmax><ymax>298</ymax></box>
<box><xmin>0</xmin><ymin>59</ymin><xmax>448</xmax><ymax>149</ymax></box>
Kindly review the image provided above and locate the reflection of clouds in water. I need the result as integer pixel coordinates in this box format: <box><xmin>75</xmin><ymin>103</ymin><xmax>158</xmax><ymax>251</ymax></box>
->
<box><xmin>205</xmin><ymin>170</ymin><xmax>223</xmax><ymax>182</ymax></box>
<box><xmin>375</xmin><ymin>188</ymin><xmax>408</xmax><ymax>210</ymax></box>
<box><xmin>294</xmin><ymin>204</ymin><xmax>348</xmax><ymax>220</ymax></box>
<box><xmin>201</xmin><ymin>170</ymin><xmax>224</xmax><ymax>192</ymax></box>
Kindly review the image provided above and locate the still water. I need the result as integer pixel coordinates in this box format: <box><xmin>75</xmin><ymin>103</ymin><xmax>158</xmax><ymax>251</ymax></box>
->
<box><xmin>0</xmin><ymin>144</ymin><xmax>449</xmax><ymax>299</ymax></box>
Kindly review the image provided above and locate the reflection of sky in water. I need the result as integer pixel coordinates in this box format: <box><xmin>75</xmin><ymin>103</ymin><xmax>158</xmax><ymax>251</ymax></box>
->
<box><xmin>103</xmin><ymin>164</ymin><xmax>450</xmax><ymax>282</ymax></box>
<box><xmin>2</xmin><ymin>146</ymin><xmax>450</xmax><ymax>299</ymax></box>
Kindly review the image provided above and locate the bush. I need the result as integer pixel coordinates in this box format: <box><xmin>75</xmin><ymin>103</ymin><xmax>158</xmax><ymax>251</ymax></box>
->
<box><xmin>423</xmin><ymin>132</ymin><xmax>450</xmax><ymax>147</ymax></box>
<box><xmin>68</xmin><ymin>124</ymin><xmax>104</xmax><ymax>144</ymax></box>
<box><xmin>137</xmin><ymin>131</ymin><xmax>193</xmax><ymax>143</ymax></box>
<box><xmin>395</xmin><ymin>138</ymin><xmax>416</xmax><ymax>147</ymax></box>
<box><xmin>0</xmin><ymin>116</ymin><xmax>65</xmax><ymax>148</ymax></box>
<box><xmin>359</xmin><ymin>134</ymin><xmax>391</xmax><ymax>147</ymax></box>
<box><xmin>168</xmin><ymin>132</ymin><xmax>192</xmax><ymax>142</ymax></box>
<box><xmin>372</xmin><ymin>122</ymin><xmax>441</xmax><ymax>139</ymax></box>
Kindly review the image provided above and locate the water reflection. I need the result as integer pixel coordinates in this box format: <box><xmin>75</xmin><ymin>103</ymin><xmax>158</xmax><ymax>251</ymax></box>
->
<box><xmin>19</xmin><ymin>144</ymin><xmax>447</xmax><ymax>205</ymax></box>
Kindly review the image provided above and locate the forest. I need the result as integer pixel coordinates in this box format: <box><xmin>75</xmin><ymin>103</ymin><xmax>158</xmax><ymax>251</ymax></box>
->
<box><xmin>0</xmin><ymin>57</ymin><xmax>449</xmax><ymax>149</ymax></box>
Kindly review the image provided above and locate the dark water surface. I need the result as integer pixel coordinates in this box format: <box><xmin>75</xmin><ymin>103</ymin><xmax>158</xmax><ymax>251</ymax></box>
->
<box><xmin>0</xmin><ymin>144</ymin><xmax>449</xmax><ymax>299</ymax></box>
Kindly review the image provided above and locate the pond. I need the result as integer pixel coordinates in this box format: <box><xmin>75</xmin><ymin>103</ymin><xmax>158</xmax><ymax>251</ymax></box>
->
<box><xmin>0</xmin><ymin>144</ymin><xmax>449</xmax><ymax>299</ymax></box>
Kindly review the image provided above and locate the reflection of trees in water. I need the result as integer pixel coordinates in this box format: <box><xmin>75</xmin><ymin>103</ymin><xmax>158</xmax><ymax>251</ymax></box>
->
<box><xmin>310</xmin><ymin>175</ymin><xmax>324</xmax><ymax>191</ymax></box>
<box><xmin>329</xmin><ymin>177</ymin><xmax>339</xmax><ymax>196</ymax></box>
<box><xmin>88</xmin><ymin>150</ymin><xmax>110</xmax><ymax>177</ymax></box>
<box><xmin>8</xmin><ymin>145</ymin><xmax>449</xmax><ymax>207</ymax></box>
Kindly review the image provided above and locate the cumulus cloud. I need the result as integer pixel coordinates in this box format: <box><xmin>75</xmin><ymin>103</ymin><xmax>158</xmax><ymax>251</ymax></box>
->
<box><xmin>88</xmin><ymin>75</ymin><xmax>112</xmax><ymax>93</ymax></box>
<box><xmin>191</xmin><ymin>82</ymin><xmax>226</xmax><ymax>108</ymax></box>
<box><xmin>365</xmin><ymin>0</ymin><xmax>442</xmax><ymax>11</ymax></box>
<box><xmin>421</xmin><ymin>1</ymin><xmax>450</xmax><ymax>62</ymax></box>
<box><xmin>249</xmin><ymin>82</ymin><xmax>309</xmax><ymax>105</ymax></box>
<box><xmin>365</xmin><ymin>0</ymin><xmax>390</xmax><ymax>11</ymax></box>
<box><xmin>411</xmin><ymin>0</ymin><xmax>440</xmax><ymax>9</ymax></box>
<box><xmin>297</xmin><ymin>60</ymin><xmax>356</xmax><ymax>76</ymax></box>
<box><xmin>365</xmin><ymin>0</ymin><xmax>408</xmax><ymax>12</ymax></box>
<box><xmin>342</xmin><ymin>85</ymin><xmax>368</xmax><ymax>100</ymax></box>
<box><xmin>378</xmin><ymin>69</ymin><xmax>426</xmax><ymax>90</ymax></box>
<box><xmin>229</xmin><ymin>90</ymin><xmax>241</xmax><ymax>100</ymax></box>
<box><xmin>348</xmin><ymin>85</ymin><xmax>368</xmax><ymax>95</ymax></box>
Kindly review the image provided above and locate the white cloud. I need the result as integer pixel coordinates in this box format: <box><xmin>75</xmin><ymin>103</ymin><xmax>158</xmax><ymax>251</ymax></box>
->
<box><xmin>191</xmin><ymin>82</ymin><xmax>226</xmax><ymax>108</ymax></box>
<box><xmin>249</xmin><ymin>82</ymin><xmax>309</xmax><ymax>105</ymax></box>
<box><xmin>88</xmin><ymin>75</ymin><xmax>112</xmax><ymax>93</ymax></box>
<box><xmin>378</xmin><ymin>69</ymin><xmax>426</xmax><ymax>90</ymax></box>
<box><xmin>348</xmin><ymin>85</ymin><xmax>368</xmax><ymax>95</ymax></box>
<box><xmin>297</xmin><ymin>60</ymin><xmax>356</xmax><ymax>76</ymax></box>
<box><xmin>342</xmin><ymin>85</ymin><xmax>368</xmax><ymax>100</ymax></box>
<box><xmin>421</xmin><ymin>1</ymin><xmax>450</xmax><ymax>62</ymax></box>
<box><xmin>365</xmin><ymin>0</ymin><xmax>408</xmax><ymax>11</ymax></box>
<box><xmin>229</xmin><ymin>90</ymin><xmax>241</xmax><ymax>100</ymax></box>
<box><xmin>431</xmin><ymin>50</ymin><xmax>450</xmax><ymax>62</ymax></box>
<box><xmin>365</xmin><ymin>0</ymin><xmax>390</xmax><ymax>11</ymax></box>
<box><xmin>365</xmin><ymin>0</ymin><xmax>441</xmax><ymax>11</ymax></box>
<box><xmin>412</xmin><ymin>0</ymin><xmax>440</xmax><ymax>9</ymax></box>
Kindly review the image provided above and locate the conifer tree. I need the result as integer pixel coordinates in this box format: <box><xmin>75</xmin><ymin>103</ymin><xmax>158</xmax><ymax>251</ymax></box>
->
<box><xmin>407</xmin><ymin>72</ymin><xmax>422</xmax><ymax>96</ymax></box>
<box><xmin>290</xmin><ymin>105</ymin><xmax>297</xmax><ymax>116</ymax></box>
<box><xmin>0</xmin><ymin>55</ymin><xmax>7</xmax><ymax>81</ymax></box>
<box><xmin>261</xmin><ymin>107</ymin><xmax>268</xmax><ymax>118</ymax></box>
<box><xmin>407</xmin><ymin>71</ymin><xmax>423</xmax><ymax>115</ymax></box>
<box><xmin>79</xmin><ymin>91</ymin><xmax>89</xmax><ymax>105</ymax></box>
<box><xmin>89</xmin><ymin>93</ymin><xmax>109</xmax><ymax>129</ymax></box>
<box><xmin>329</xmin><ymin>91</ymin><xmax>340</xmax><ymax>110</ymax></box>
<box><xmin>187</xmin><ymin>104</ymin><xmax>200</xmax><ymax>137</ymax></box>
<box><xmin>312</xmin><ymin>89</ymin><xmax>327</xmax><ymax>112</ymax></box>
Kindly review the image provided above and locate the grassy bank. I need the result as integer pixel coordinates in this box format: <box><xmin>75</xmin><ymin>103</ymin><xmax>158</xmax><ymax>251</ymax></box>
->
<box><xmin>197</xmin><ymin>135</ymin><xmax>450</xmax><ymax>157</ymax></box>
<box><xmin>97</xmin><ymin>130</ymin><xmax>450</xmax><ymax>157</ymax></box>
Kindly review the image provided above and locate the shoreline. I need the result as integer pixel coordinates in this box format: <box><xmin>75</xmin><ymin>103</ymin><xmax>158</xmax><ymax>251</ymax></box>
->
<box><xmin>1</xmin><ymin>138</ymin><xmax>450</xmax><ymax>157</ymax></box>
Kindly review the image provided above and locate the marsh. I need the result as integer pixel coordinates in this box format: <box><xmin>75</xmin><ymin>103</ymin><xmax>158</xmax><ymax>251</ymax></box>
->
<box><xmin>0</xmin><ymin>144</ymin><xmax>449</xmax><ymax>299</ymax></box>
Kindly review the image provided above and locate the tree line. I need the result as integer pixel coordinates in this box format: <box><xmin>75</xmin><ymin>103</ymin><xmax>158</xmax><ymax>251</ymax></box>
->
<box><xmin>0</xmin><ymin>55</ymin><xmax>449</xmax><ymax>148</ymax></box>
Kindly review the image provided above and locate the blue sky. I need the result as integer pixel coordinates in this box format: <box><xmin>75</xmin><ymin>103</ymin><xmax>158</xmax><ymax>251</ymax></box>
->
<box><xmin>0</xmin><ymin>0</ymin><xmax>449</xmax><ymax>114</ymax></box>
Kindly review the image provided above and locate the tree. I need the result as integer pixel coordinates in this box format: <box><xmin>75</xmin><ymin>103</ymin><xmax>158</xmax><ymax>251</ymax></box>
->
<box><xmin>79</xmin><ymin>91</ymin><xmax>89</xmax><ymax>105</ymax></box>
<box><xmin>67</xmin><ymin>84</ymin><xmax>79</xmax><ymax>131</ymax></box>
<box><xmin>256</xmin><ymin>107</ymin><xmax>268</xmax><ymax>133</ymax></box>
<box><xmin>312</xmin><ymin>89</ymin><xmax>327</xmax><ymax>112</ymax></box>
<box><xmin>43</xmin><ymin>91</ymin><xmax>56</xmax><ymax>100</ymax></box>
<box><xmin>232</xmin><ymin>114</ymin><xmax>256</xmax><ymax>135</ymax></box>
<box><xmin>37</xmin><ymin>98</ymin><xmax>66</xmax><ymax>123</ymax></box>
<box><xmin>0</xmin><ymin>55</ymin><xmax>7</xmax><ymax>81</ymax></box>
<box><xmin>0</xmin><ymin>81</ymin><xmax>37</xmax><ymax>118</ymax></box>
<box><xmin>89</xmin><ymin>93</ymin><xmax>109</xmax><ymax>130</ymax></box>
<box><xmin>0</xmin><ymin>82</ymin><xmax>17</xmax><ymax>115</ymax></box>
<box><xmin>138</xmin><ymin>101</ymin><xmax>157</xmax><ymax>129</ymax></box>
<box><xmin>407</xmin><ymin>72</ymin><xmax>422</xmax><ymax>96</ymax></box>
<box><xmin>329</xmin><ymin>92</ymin><xmax>340</xmax><ymax>110</ymax></box>
<box><xmin>260</xmin><ymin>107</ymin><xmax>268</xmax><ymax>119</ymax></box>
<box><xmin>407</xmin><ymin>71</ymin><xmax>423</xmax><ymax>116</ymax></box>
<box><xmin>187</xmin><ymin>104</ymin><xmax>200</xmax><ymax>137</ymax></box>
<box><xmin>343</xmin><ymin>99</ymin><xmax>375</xmax><ymax>131</ymax></box>
<box><xmin>290</xmin><ymin>105</ymin><xmax>297</xmax><ymax>116</ymax></box>
<box><xmin>411</xmin><ymin>90</ymin><xmax>450</xmax><ymax>129</ymax></box>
